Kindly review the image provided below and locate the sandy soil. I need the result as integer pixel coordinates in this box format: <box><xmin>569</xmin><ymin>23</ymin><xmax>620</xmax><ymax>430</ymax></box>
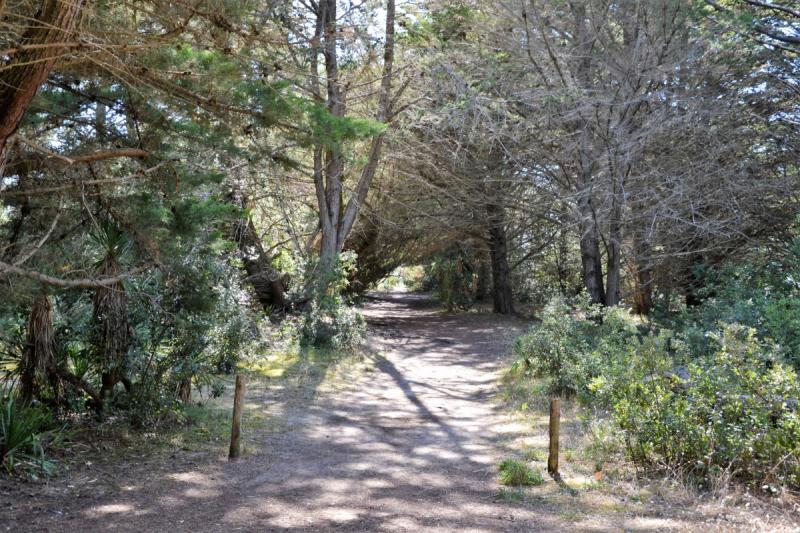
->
<box><xmin>2</xmin><ymin>292</ymin><xmax>798</xmax><ymax>532</ymax></box>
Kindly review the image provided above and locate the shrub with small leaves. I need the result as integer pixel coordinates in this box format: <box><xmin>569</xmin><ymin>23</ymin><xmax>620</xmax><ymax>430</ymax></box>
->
<box><xmin>513</xmin><ymin>295</ymin><xmax>800</xmax><ymax>490</ymax></box>
<box><xmin>301</xmin><ymin>251</ymin><xmax>366</xmax><ymax>349</ymax></box>
<box><xmin>603</xmin><ymin>324</ymin><xmax>800</xmax><ymax>489</ymax></box>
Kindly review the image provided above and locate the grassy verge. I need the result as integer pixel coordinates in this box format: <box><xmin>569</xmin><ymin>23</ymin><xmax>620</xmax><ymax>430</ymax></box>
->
<box><xmin>39</xmin><ymin>342</ymin><xmax>372</xmax><ymax>474</ymax></box>
<box><xmin>496</xmin><ymin>366</ymin><xmax>675</xmax><ymax>521</ymax></box>
<box><xmin>159</xmin><ymin>342</ymin><xmax>373</xmax><ymax>458</ymax></box>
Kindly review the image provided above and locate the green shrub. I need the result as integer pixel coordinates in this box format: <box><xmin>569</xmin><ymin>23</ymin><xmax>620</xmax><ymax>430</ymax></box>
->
<box><xmin>429</xmin><ymin>257</ymin><xmax>477</xmax><ymax>311</ymax></box>
<box><xmin>511</xmin><ymin>296</ymin><xmax>642</xmax><ymax>398</ymax></box>
<box><xmin>301</xmin><ymin>300</ymin><xmax>365</xmax><ymax>350</ymax></box>
<box><xmin>0</xmin><ymin>388</ymin><xmax>62</xmax><ymax>478</ymax></box>
<box><xmin>301</xmin><ymin>251</ymin><xmax>366</xmax><ymax>349</ymax></box>
<box><xmin>512</xmin><ymin>296</ymin><xmax>800</xmax><ymax>490</ymax></box>
<box><xmin>602</xmin><ymin>324</ymin><xmax>800</xmax><ymax>489</ymax></box>
<box><xmin>498</xmin><ymin>458</ymin><xmax>544</xmax><ymax>486</ymax></box>
<box><xmin>658</xmin><ymin>236</ymin><xmax>800</xmax><ymax>371</ymax></box>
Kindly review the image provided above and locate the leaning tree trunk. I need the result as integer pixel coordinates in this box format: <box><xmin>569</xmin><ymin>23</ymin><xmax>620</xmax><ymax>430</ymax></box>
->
<box><xmin>20</xmin><ymin>294</ymin><xmax>57</xmax><ymax>404</ymax></box>
<box><xmin>225</xmin><ymin>188</ymin><xmax>288</xmax><ymax>311</ymax></box>
<box><xmin>487</xmin><ymin>206</ymin><xmax>514</xmax><ymax>314</ymax></box>
<box><xmin>0</xmin><ymin>0</ymin><xmax>85</xmax><ymax>156</ymax></box>
<box><xmin>92</xmin><ymin>254</ymin><xmax>132</xmax><ymax>400</ymax></box>
<box><xmin>233</xmin><ymin>216</ymin><xmax>288</xmax><ymax>311</ymax></box>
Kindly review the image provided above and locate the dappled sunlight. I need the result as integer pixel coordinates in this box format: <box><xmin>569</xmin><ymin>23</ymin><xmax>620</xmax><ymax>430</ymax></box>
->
<box><xmin>8</xmin><ymin>292</ymin><xmax>750</xmax><ymax>532</ymax></box>
<box><xmin>88</xmin><ymin>503</ymin><xmax>133</xmax><ymax>515</ymax></box>
<box><xmin>168</xmin><ymin>471</ymin><xmax>218</xmax><ymax>487</ymax></box>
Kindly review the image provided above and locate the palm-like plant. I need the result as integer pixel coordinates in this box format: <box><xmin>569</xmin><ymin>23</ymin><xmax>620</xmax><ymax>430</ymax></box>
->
<box><xmin>0</xmin><ymin>384</ymin><xmax>61</xmax><ymax>477</ymax></box>
<box><xmin>19</xmin><ymin>294</ymin><xmax>57</xmax><ymax>404</ymax></box>
<box><xmin>90</xmin><ymin>222</ymin><xmax>133</xmax><ymax>400</ymax></box>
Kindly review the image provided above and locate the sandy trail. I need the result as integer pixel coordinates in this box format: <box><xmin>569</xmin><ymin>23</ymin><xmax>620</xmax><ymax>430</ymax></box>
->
<box><xmin>6</xmin><ymin>292</ymin><xmax>561</xmax><ymax>532</ymax></box>
<box><xmin>7</xmin><ymin>292</ymin><xmax>791</xmax><ymax>532</ymax></box>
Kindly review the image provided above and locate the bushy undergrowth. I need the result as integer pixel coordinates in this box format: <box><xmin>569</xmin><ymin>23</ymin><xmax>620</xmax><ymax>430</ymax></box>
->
<box><xmin>662</xmin><ymin>264</ymin><xmax>800</xmax><ymax>372</ymax></box>
<box><xmin>0</xmin><ymin>386</ymin><xmax>63</xmax><ymax>478</ymax></box>
<box><xmin>301</xmin><ymin>251</ymin><xmax>366</xmax><ymax>349</ymax></box>
<box><xmin>300</xmin><ymin>299</ymin><xmax>365</xmax><ymax>350</ymax></box>
<box><xmin>429</xmin><ymin>257</ymin><xmax>477</xmax><ymax>311</ymax></box>
<box><xmin>498</xmin><ymin>458</ymin><xmax>544</xmax><ymax>486</ymax></box>
<box><xmin>512</xmin><ymin>294</ymin><xmax>800</xmax><ymax>490</ymax></box>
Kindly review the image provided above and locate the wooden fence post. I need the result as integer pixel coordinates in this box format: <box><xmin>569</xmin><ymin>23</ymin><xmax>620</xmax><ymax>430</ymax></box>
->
<box><xmin>548</xmin><ymin>398</ymin><xmax>560</xmax><ymax>475</ymax></box>
<box><xmin>228</xmin><ymin>374</ymin><xmax>246</xmax><ymax>460</ymax></box>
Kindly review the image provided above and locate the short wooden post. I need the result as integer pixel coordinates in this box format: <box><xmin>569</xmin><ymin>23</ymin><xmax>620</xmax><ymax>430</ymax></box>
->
<box><xmin>548</xmin><ymin>398</ymin><xmax>560</xmax><ymax>475</ymax></box>
<box><xmin>228</xmin><ymin>374</ymin><xmax>246</xmax><ymax>460</ymax></box>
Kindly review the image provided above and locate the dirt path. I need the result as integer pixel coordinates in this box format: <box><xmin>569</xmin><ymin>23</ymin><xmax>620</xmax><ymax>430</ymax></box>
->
<box><xmin>8</xmin><ymin>292</ymin><xmax>790</xmax><ymax>532</ymax></box>
<box><xmin>4</xmin><ymin>292</ymin><xmax>556</xmax><ymax>532</ymax></box>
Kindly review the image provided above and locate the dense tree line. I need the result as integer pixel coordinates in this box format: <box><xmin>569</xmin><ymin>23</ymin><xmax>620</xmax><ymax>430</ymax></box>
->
<box><xmin>0</xmin><ymin>0</ymin><xmax>797</xmax><ymax>463</ymax></box>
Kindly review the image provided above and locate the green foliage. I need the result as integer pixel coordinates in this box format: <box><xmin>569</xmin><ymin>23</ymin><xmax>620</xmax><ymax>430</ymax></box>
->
<box><xmin>430</xmin><ymin>5</ymin><xmax>476</xmax><ymax>43</ymax></box>
<box><xmin>600</xmin><ymin>324</ymin><xmax>800</xmax><ymax>489</ymax></box>
<box><xmin>513</xmin><ymin>295</ymin><xmax>800</xmax><ymax>490</ymax></box>
<box><xmin>301</xmin><ymin>252</ymin><xmax>366</xmax><ymax>349</ymax></box>
<box><xmin>661</xmin><ymin>259</ymin><xmax>800</xmax><ymax>371</ymax></box>
<box><xmin>125</xmin><ymin>255</ymin><xmax>256</xmax><ymax>427</ymax></box>
<box><xmin>89</xmin><ymin>222</ymin><xmax>130</xmax><ymax>263</ymax></box>
<box><xmin>498</xmin><ymin>458</ymin><xmax>544</xmax><ymax>486</ymax></box>
<box><xmin>429</xmin><ymin>257</ymin><xmax>477</xmax><ymax>311</ymax></box>
<box><xmin>0</xmin><ymin>387</ymin><xmax>62</xmax><ymax>478</ymax></box>
<box><xmin>299</xmin><ymin>101</ymin><xmax>386</xmax><ymax>152</ymax></box>
<box><xmin>511</xmin><ymin>295</ymin><xmax>647</xmax><ymax>397</ymax></box>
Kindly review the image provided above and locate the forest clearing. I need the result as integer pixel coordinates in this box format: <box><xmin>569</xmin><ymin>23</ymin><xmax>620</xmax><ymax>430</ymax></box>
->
<box><xmin>1</xmin><ymin>0</ymin><xmax>799</xmax><ymax>531</ymax></box>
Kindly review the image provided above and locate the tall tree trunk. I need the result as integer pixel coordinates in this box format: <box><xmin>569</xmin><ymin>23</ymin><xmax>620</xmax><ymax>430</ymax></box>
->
<box><xmin>314</xmin><ymin>0</ymin><xmax>344</xmax><ymax>290</ymax></box>
<box><xmin>487</xmin><ymin>205</ymin><xmax>514</xmax><ymax>314</ymax></box>
<box><xmin>572</xmin><ymin>4</ymin><xmax>605</xmax><ymax>305</ymax></box>
<box><xmin>20</xmin><ymin>294</ymin><xmax>56</xmax><ymax>403</ymax></box>
<box><xmin>0</xmin><ymin>0</ymin><xmax>84</xmax><ymax>156</ymax></box>
<box><xmin>605</xmin><ymin>188</ymin><xmax>622</xmax><ymax>306</ymax></box>
<box><xmin>311</xmin><ymin>0</ymin><xmax>396</xmax><ymax>295</ymax></box>
<box><xmin>578</xmin><ymin>196</ymin><xmax>606</xmax><ymax>304</ymax></box>
<box><xmin>632</xmin><ymin>233</ymin><xmax>654</xmax><ymax>315</ymax></box>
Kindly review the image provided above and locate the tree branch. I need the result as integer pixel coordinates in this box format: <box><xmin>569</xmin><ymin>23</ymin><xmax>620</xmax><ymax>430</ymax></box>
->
<box><xmin>0</xmin><ymin>261</ymin><xmax>152</xmax><ymax>288</ymax></box>
<box><xmin>0</xmin><ymin>160</ymin><xmax>169</xmax><ymax>197</ymax></box>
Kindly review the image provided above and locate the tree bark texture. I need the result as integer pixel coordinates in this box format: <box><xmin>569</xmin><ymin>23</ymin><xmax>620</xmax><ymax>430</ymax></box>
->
<box><xmin>233</xmin><ymin>216</ymin><xmax>287</xmax><ymax>310</ymax></box>
<box><xmin>487</xmin><ymin>205</ymin><xmax>514</xmax><ymax>314</ymax></box>
<box><xmin>0</xmin><ymin>0</ymin><xmax>84</xmax><ymax>156</ymax></box>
